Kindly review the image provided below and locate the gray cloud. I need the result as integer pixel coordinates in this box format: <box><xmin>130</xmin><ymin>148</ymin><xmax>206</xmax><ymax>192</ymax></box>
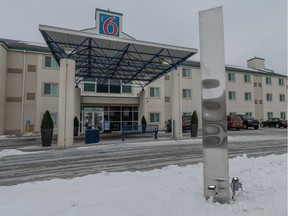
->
<box><xmin>0</xmin><ymin>0</ymin><xmax>286</xmax><ymax>74</ymax></box>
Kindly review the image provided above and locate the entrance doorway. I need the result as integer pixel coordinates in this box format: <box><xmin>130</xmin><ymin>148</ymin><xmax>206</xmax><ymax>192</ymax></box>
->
<box><xmin>81</xmin><ymin>107</ymin><xmax>104</xmax><ymax>132</ymax></box>
<box><xmin>80</xmin><ymin>106</ymin><xmax>139</xmax><ymax>133</ymax></box>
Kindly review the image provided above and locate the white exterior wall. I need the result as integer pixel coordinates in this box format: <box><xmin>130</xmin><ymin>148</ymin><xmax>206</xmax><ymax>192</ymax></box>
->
<box><xmin>0</xmin><ymin>45</ymin><xmax>7</xmax><ymax>135</ymax></box>
<box><xmin>145</xmin><ymin>76</ymin><xmax>166</xmax><ymax>129</ymax></box>
<box><xmin>181</xmin><ymin>67</ymin><xmax>202</xmax><ymax>125</ymax></box>
<box><xmin>247</xmin><ymin>58</ymin><xmax>265</xmax><ymax>70</ymax></box>
<box><xmin>23</xmin><ymin>53</ymin><xmax>38</xmax><ymax>133</ymax></box>
<box><xmin>253</xmin><ymin>74</ymin><xmax>264</xmax><ymax>121</ymax></box>
<box><xmin>4</xmin><ymin>51</ymin><xmax>24</xmax><ymax>134</ymax></box>
<box><xmin>162</xmin><ymin>67</ymin><xmax>203</xmax><ymax>129</ymax></box>
<box><xmin>0</xmin><ymin>43</ymin><xmax>287</xmax><ymax>135</ymax></box>
<box><xmin>164</xmin><ymin>74</ymin><xmax>172</xmax><ymax>121</ymax></box>
<box><xmin>226</xmin><ymin>71</ymin><xmax>255</xmax><ymax>116</ymax></box>
<box><xmin>35</xmin><ymin>54</ymin><xmax>59</xmax><ymax>132</ymax></box>
<box><xmin>262</xmin><ymin>75</ymin><xmax>287</xmax><ymax>120</ymax></box>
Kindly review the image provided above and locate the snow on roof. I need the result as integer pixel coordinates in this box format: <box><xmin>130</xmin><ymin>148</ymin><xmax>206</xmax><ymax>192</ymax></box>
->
<box><xmin>226</xmin><ymin>64</ymin><xmax>287</xmax><ymax>77</ymax></box>
<box><xmin>0</xmin><ymin>38</ymin><xmax>49</xmax><ymax>53</ymax></box>
<box><xmin>225</xmin><ymin>64</ymin><xmax>259</xmax><ymax>72</ymax></box>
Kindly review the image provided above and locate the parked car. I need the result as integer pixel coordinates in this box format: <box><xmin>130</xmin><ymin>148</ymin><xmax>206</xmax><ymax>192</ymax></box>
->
<box><xmin>182</xmin><ymin>115</ymin><xmax>191</xmax><ymax>131</ymax></box>
<box><xmin>165</xmin><ymin>116</ymin><xmax>192</xmax><ymax>132</ymax></box>
<box><xmin>260</xmin><ymin>118</ymin><xmax>287</xmax><ymax>128</ymax></box>
<box><xmin>236</xmin><ymin>114</ymin><xmax>259</xmax><ymax>129</ymax></box>
<box><xmin>227</xmin><ymin>115</ymin><xmax>243</xmax><ymax>130</ymax></box>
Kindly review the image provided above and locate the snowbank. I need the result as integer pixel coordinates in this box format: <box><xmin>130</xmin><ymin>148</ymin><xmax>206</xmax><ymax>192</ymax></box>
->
<box><xmin>0</xmin><ymin>154</ymin><xmax>286</xmax><ymax>216</ymax></box>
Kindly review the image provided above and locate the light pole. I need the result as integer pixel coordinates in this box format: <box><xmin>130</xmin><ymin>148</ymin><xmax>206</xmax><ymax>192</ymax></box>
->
<box><xmin>199</xmin><ymin>6</ymin><xmax>230</xmax><ymax>204</ymax></box>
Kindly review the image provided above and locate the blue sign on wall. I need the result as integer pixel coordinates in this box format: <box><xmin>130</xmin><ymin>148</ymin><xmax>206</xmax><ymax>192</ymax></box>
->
<box><xmin>99</xmin><ymin>13</ymin><xmax>120</xmax><ymax>37</ymax></box>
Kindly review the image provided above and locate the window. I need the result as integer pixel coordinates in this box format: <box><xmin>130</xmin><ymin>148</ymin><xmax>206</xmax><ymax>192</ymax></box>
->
<box><xmin>266</xmin><ymin>93</ymin><xmax>273</xmax><ymax>101</ymax></box>
<box><xmin>183</xmin><ymin>112</ymin><xmax>192</xmax><ymax>116</ymax></box>
<box><xmin>122</xmin><ymin>107</ymin><xmax>132</xmax><ymax>121</ymax></box>
<box><xmin>279</xmin><ymin>94</ymin><xmax>285</xmax><ymax>102</ymax></box>
<box><xmin>122</xmin><ymin>85</ymin><xmax>132</xmax><ymax>93</ymax></box>
<box><xmin>228</xmin><ymin>73</ymin><xmax>235</xmax><ymax>82</ymax></box>
<box><xmin>244</xmin><ymin>92</ymin><xmax>252</xmax><ymax>101</ymax></box>
<box><xmin>244</xmin><ymin>74</ymin><xmax>251</xmax><ymax>83</ymax></box>
<box><xmin>121</xmin><ymin>80</ymin><xmax>132</xmax><ymax>93</ymax></box>
<box><xmin>108</xmin><ymin>80</ymin><xmax>120</xmax><ymax>93</ymax></box>
<box><xmin>150</xmin><ymin>113</ymin><xmax>160</xmax><ymax>123</ymax></box>
<box><xmin>183</xmin><ymin>89</ymin><xmax>192</xmax><ymax>99</ymax></box>
<box><xmin>150</xmin><ymin>87</ymin><xmax>160</xmax><ymax>97</ymax></box>
<box><xmin>265</xmin><ymin>77</ymin><xmax>272</xmax><ymax>85</ymax></box>
<box><xmin>97</xmin><ymin>80</ymin><xmax>108</xmax><ymax>93</ymax></box>
<box><xmin>228</xmin><ymin>91</ymin><xmax>236</xmax><ymax>100</ymax></box>
<box><xmin>182</xmin><ymin>68</ymin><xmax>191</xmax><ymax>78</ymax></box>
<box><xmin>50</xmin><ymin>114</ymin><xmax>58</xmax><ymax>126</ymax></box>
<box><xmin>44</xmin><ymin>83</ymin><xmax>58</xmax><ymax>95</ymax></box>
<box><xmin>280</xmin><ymin>112</ymin><xmax>286</xmax><ymax>119</ymax></box>
<box><xmin>245</xmin><ymin>112</ymin><xmax>252</xmax><ymax>117</ymax></box>
<box><xmin>267</xmin><ymin>112</ymin><xmax>273</xmax><ymax>119</ymax></box>
<box><xmin>83</xmin><ymin>82</ymin><xmax>95</xmax><ymax>92</ymax></box>
<box><xmin>279</xmin><ymin>78</ymin><xmax>284</xmax><ymax>86</ymax></box>
<box><xmin>83</xmin><ymin>79</ymin><xmax>133</xmax><ymax>94</ymax></box>
<box><xmin>44</xmin><ymin>56</ymin><xmax>59</xmax><ymax>68</ymax></box>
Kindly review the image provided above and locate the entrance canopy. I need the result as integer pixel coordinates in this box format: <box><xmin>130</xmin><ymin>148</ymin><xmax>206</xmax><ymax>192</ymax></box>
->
<box><xmin>39</xmin><ymin>25</ymin><xmax>197</xmax><ymax>87</ymax></box>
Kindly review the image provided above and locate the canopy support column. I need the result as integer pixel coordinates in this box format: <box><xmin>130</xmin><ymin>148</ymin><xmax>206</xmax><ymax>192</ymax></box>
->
<box><xmin>58</xmin><ymin>59</ymin><xmax>75</xmax><ymax>147</ymax></box>
<box><xmin>74</xmin><ymin>86</ymin><xmax>81</xmax><ymax>135</ymax></box>
<box><xmin>171</xmin><ymin>69</ymin><xmax>182</xmax><ymax>139</ymax></box>
<box><xmin>139</xmin><ymin>89</ymin><xmax>147</xmax><ymax>123</ymax></box>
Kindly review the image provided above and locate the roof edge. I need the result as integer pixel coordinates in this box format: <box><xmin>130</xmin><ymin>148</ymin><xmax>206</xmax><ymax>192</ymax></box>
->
<box><xmin>39</xmin><ymin>24</ymin><xmax>198</xmax><ymax>53</ymax></box>
<box><xmin>247</xmin><ymin>56</ymin><xmax>265</xmax><ymax>62</ymax></box>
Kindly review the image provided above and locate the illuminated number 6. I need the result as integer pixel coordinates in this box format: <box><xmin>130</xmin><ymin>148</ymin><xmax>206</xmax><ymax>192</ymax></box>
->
<box><xmin>103</xmin><ymin>17</ymin><xmax>119</xmax><ymax>36</ymax></box>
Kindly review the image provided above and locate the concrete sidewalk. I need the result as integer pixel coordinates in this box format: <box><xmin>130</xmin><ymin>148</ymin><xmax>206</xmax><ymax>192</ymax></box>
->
<box><xmin>0</xmin><ymin>130</ymin><xmax>202</xmax><ymax>152</ymax></box>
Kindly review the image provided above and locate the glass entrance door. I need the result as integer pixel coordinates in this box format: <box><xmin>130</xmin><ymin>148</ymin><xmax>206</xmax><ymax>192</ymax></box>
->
<box><xmin>82</xmin><ymin>110</ymin><xmax>104</xmax><ymax>132</ymax></box>
<box><xmin>80</xmin><ymin>106</ymin><xmax>139</xmax><ymax>132</ymax></box>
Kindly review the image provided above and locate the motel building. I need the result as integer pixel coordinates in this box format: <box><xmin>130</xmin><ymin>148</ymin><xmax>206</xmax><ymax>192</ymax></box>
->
<box><xmin>0</xmin><ymin>9</ymin><xmax>287</xmax><ymax>143</ymax></box>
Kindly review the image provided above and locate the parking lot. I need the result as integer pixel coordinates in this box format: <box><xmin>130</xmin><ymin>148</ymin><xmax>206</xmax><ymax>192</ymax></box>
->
<box><xmin>0</xmin><ymin>126</ymin><xmax>287</xmax><ymax>150</ymax></box>
<box><xmin>0</xmin><ymin>127</ymin><xmax>287</xmax><ymax>186</ymax></box>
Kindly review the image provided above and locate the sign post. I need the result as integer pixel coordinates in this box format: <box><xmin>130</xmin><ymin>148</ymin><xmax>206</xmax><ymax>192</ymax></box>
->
<box><xmin>199</xmin><ymin>7</ymin><xmax>230</xmax><ymax>204</ymax></box>
<box><xmin>25</xmin><ymin>120</ymin><xmax>30</xmax><ymax>133</ymax></box>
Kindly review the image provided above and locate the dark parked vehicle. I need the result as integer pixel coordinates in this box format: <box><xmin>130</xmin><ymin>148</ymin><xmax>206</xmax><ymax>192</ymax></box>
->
<box><xmin>260</xmin><ymin>118</ymin><xmax>287</xmax><ymax>128</ymax></box>
<box><xmin>165</xmin><ymin>116</ymin><xmax>192</xmax><ymax>132</ymax></box>
<box><xmin>236</xmin><ymin>114</ymin><xmax>259</xmax><ymax>129</ymax></box>
<box><xmin>182</xmin><ymin>115</ymin><xmax>191</xmax><ymax>131</ymax></box>
<box><xmin>227</xmin><ymin>115</ymin><xmax>243</xmax><ymax>130</ymax></box>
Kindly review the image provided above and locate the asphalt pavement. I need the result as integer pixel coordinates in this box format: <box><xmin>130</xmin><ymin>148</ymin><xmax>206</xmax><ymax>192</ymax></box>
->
<box><xmin>0</xmin><ymin>127</ymin><xmax>286</xmax><ymax>152</ymax></box>
<box><xmin>0</xmin><ymin>127</ymin><xmax>286</xmax><ymax>186</ymax></box>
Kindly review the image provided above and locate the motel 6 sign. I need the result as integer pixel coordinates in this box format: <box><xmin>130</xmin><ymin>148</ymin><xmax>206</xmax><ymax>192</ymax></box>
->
<box><xmin>100</xmin><ymin>13</ymin><xmax>120</xmax><ymax>37</ymax></box>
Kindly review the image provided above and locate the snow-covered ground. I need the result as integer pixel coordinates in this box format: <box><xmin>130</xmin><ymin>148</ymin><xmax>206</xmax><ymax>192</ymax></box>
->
<box><xmin>0</xmin><ymin>135</ymin><xmax>8</xmax><ymax>140</ymax></box>
<box><xmin>0</xmin><ymin>153</ymin><xmax>286</xmax><ymax>216</ymax></box>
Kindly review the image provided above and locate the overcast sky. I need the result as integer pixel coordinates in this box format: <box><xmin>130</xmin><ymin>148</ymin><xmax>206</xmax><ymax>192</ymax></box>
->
<box><xmin>0</xmin><ymin>0</ymin><xmax>286</xmax><ymax>75</ymax></box>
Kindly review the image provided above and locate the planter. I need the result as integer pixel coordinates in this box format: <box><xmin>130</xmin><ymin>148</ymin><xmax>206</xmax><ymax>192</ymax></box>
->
<box><xmin>190</xmin><ymin>124</ymin><xmax>198</xmax><ymax>137</ymax></box>
<box><xmin>41</xmin><ymin>128</ymin><xmax>53</xmax><ymax>147</ymax></box>
<box><xmin>142</xmin><ymin>125</ymin><xmax>147</xmax><ymax>133</ymax></box>
<box><xmin>74</xmin><ymin>126</ymin><xmax>79</xmax><ymax>136</ymax></box>
<box><xmin>141</xmin><ymin>116</ymin><xmax>147</xmax><ymax>133</ymax></box>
